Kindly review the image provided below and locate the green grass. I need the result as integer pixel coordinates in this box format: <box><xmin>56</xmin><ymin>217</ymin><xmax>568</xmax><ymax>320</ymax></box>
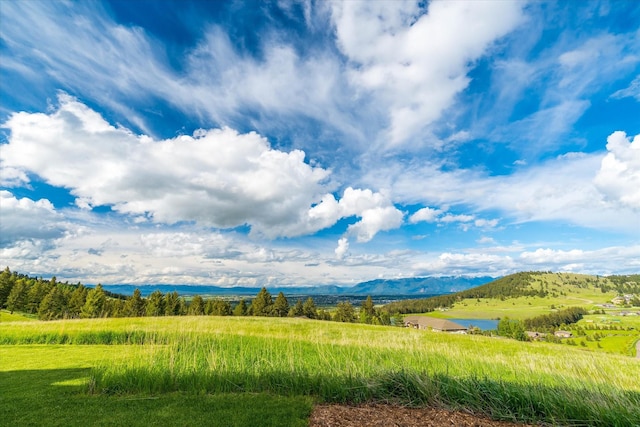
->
<box><xmin>2</xmin><ymin>316</ymin><xmax>639</xmax><ymax>426</ymax></box>
<box><xmin>0</xmin><ymin>309</ymin><xmax>37</xmax><ymax>322</ymax></box>
<box><xmin>0</xmin><ymin>345</ymin><xmax>312</xmax><ymax>427</ymax></box>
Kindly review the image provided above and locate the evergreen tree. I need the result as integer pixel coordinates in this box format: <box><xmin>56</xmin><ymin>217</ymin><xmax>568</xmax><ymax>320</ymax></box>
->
<box><xmin>38</xmin><ymin>286</ymin><xmax>68</xmax><ymax>320</ymax></box>
<box><xmin>302</xmin><ymin>297</ymin><xmax>317</xmax><ymax>319</ymax></box>
<box><xmin>233</xmin><ymin>298</ymin><xmax>248</xmax><ymax>316</ymax></box>
<box><xmin>188</xmin><ymin>295</ymin><xmax>205</xmax><ymax>315</ymax></box>
<box><xmin>81</xmin><ymin>284</ymin><xmax>107</xmax><ymax>318</ymax></box>
<box><xmin>164</xmin><ymin>291</ymin><xmax>181</xmax><ymax>316</ymax></box>
<box><xmin>272</xmin><ymin>292</ymin><xmax>289</xmax><ymax>317</ymax></box>
<box><xmin>208</xmin><ymin>299</ymin><xmax>231</xmax><ymax>316</ymax></box>
<box><xmin>289</xmin><ymin>299</ymin><xmax>304</xmax><ymax>317</ymax></box>
<box><xmin>145</xmin><ymin>290</ymin><xmax>165</xmax><ymax>316</ymax></box>
<box><xmin>68</xmin><ymin>284</ymin><xmax>88</xmax><ymax>318</ymax></box>
<box><xmin>124</xmin><ymin>288</ymin><xmax>145</xmax><ymax>317</ymax></box>
<box><xmin>251</xmin><ymin>287</ymin><xmax>273</xmax><ymax>316</ymax></box>
<box><xmin>27</xmin><ymin>279</ymin><xmax>51</xmax><ymax>314</ymax></box>
<box><xmin>334</xmin><ymin>301</ymin><xmax>356</xmax><ymax>322</ymax></box>
<box><xmin>0</xmin><ymin>267</ymin><xmax>15</xmax><ymax>308</ymax></box>
<box><xmin>360</xmin><ymin>296</ymin><xmax>376</xmax><ymax>324</ymax></box>
<box><xmin>7</xmin><ymin>279</ymin><xmax>29</xmax><ymax>314</ymax></box>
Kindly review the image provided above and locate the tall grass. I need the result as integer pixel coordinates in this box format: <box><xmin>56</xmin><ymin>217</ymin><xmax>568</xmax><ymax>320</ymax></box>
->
<box><xmin>2</xmin><ymin>316</ymin><xmax>639</xmax><ymax>426</ymax></box>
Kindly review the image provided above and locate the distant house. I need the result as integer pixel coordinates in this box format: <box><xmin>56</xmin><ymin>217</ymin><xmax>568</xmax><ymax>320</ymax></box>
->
<box><xmin>554</xmin><ymin>330</ymin><xmax>573</xmax><ymax>338</ymax></box>
<box><xmin>403</xmin><ymin>316</ymin><xmax>468</xmax><ymax>333</ymax></box>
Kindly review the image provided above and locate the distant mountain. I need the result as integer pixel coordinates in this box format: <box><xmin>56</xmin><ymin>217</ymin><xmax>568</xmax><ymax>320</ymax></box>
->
<box><xmin>101</xmin><ymin>276</ymin><xmax>494</xmax><ymax>297</ymax></box>
<box><xmin>349</xmin><ymin>276</ymin><xmax>494</xmax><ymax>295</ymax></box>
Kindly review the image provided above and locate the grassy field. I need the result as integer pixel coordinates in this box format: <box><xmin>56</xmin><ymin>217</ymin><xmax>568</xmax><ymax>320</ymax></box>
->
<box><xmin>2</xmin><ymin>315</ymin><xmax>639</xmax><ymax>426</ymax></box>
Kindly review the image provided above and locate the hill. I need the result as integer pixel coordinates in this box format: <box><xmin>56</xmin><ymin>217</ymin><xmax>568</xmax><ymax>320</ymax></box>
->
<box><xmin>383</xmin><ymin>271</ymin><xmax>640</xmax><ymax>315</ymax></box>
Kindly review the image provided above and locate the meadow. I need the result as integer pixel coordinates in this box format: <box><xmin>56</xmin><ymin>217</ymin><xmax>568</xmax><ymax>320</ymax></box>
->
<box><xmin>2</xmin><ymin>314</ymin><xmax>639</xmax><ymax>426</ymax></box>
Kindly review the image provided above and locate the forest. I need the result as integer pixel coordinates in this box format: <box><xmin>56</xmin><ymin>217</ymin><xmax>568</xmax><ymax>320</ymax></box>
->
<box><xmin>0</xmin><ymin>268</ymin><xmax>392</xmax><ymax>325</ymax></box>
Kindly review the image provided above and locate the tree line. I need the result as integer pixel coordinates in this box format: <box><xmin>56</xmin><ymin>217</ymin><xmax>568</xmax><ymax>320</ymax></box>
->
<box><xmin>0</xmin><ymin>268</ymin><xmax>396</xmax><ymax>325</ymax></box>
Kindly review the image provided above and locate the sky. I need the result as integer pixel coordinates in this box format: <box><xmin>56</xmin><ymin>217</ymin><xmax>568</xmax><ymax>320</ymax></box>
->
<box><xmin>0</xmin><ymin>0</ymin><xmax>639</xmax><ymax>287</ymax></box>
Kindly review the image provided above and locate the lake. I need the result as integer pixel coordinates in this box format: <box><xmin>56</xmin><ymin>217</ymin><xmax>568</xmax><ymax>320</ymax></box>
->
<box><xmin>448</xmin><ymin>318</ymin><xmax>499</xmax><ymax>331</ymax></box>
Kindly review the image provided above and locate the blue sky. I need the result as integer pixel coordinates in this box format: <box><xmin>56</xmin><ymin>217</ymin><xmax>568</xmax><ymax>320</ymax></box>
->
<box><xmin>1</xmin><ymin>0</ymin><xmax>638</xmax><ymax>287</ymax></box>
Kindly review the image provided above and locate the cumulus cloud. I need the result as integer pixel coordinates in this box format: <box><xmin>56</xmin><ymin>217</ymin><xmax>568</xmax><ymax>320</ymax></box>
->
<box><xmin>594</xmin><ymin>131</ymin><xmax>640</xmax><ymax>210</ymax></box>
<box><xmin>330</xmin><ymin>0</ymin><xmax>524</xmax><ymax>146</ymax></box>
<box><xmin>409</xmin><ymin>207</ymin><xmax>440</xmax><ymax>223</ymax></box>
<box><xmin>0</xmin><ymin>191</ymin><xmax>69</xmax><ymax>247</ymax></box>
<box><xmin>1</xmin><ymin>95</ymin><xmax>404</xmax><ymax>242</ymax></box>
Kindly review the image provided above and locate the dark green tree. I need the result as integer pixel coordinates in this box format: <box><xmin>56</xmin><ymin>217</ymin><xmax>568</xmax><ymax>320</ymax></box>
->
<box><xmin>252</xmin><ymin>287</ymin><xmax>273</xmax><ymax>316</ymax></box>
<box><xmin>123</xmin><ymin>288</ymin><xmax>145</xmax><ymax>317</ymax></box>
<box><xmin>360</xmin><ymin>296</ymin><xmax>376</xmax><ymax>324</ymax></box>
<box><xmin>207</xmin><ymin>299</ymin><xmax>231</xmax><ymax>316</ymax></box>
<box><xmin>164</xmin><ymin>291</ymin><xmax>181</xmax><ymax>316</ymax></box>
<box><xmin>0</xmin><ymin>267</ymin><xmax>15</xmax><ymax>308</ymax></box>
<box><xmin>38</xmin><ymin>286</ymin><xmax>68</xmax><ymax>320</ymax></box>
<box><xmin>333</xmin><ymin>301</ymin><xmax>356</xmax><ymax>322</ymax></box>
<box><xmin>27</xmin><ymin>279</ymin><xmax>51</xmax><ymax>314</ymax></box>
<box><xmin>289</xmin><ymin>299</ymin><xmax>304</xmax><ymax>317</ymax></box>
<box><xmin>272</xmin><ymin>292</ymin><xmax>289</xmax><ymax>317</ymax></box>
<box><xmin>302</xmin><ymin>297</ymin><xmax>317</xmax><ymax>319</ymax></box>
<box><xmin>233</xmin><ymin>298</ymin><xmax>248</xmax><ymax>316</ymax></box>
<box><xmin>68</xmin><ymin>284</ymin><xmax>88</xmax><ymax>318</ymax></box>
<box><xmin>7</xmin><ymin>279</ymin><xmax>29</xmax><ymax>314</ymax></box>
<box><xmin>81</xmin><ymin>284</ymin><xmax>107</xmax><ymax>318</ymax></box>
<box><xmin>146</xmin><ymin>290</ymin><xmax>165</xmax><ymax>317</ymax></box>
<box><xmin>188</xmin><ymin>295</ymin><xmax>205</xmax><ymax>315</ymax></box>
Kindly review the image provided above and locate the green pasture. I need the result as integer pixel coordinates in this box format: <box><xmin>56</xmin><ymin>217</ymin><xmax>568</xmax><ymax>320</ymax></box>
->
<box><xmin>1</xmin><ymin>316</ymin><xmax>639</xmax><ymax>426</ymax></box>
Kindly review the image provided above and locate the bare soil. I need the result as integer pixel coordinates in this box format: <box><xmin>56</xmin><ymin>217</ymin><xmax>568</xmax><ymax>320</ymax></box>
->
<box><xmin>309</xmin><ymin>404</ymin><xmax>536</xmax><ymax>427</ymax></box>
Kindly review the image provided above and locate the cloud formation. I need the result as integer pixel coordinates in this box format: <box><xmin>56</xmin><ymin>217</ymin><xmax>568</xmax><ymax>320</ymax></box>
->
<box><xmin>594</xmin><ymin>131</ymin><xmax>640</xmax><ymax>210</ymax></box>
<box><xmin>1</xmin><ymin>95</ymin><xmax>403</xmax><ymax>243</ymax></box>
<box><xmin>330</xmin><ymin>0</ymin><xmax>524</xmax><ymax>146</ymax></box>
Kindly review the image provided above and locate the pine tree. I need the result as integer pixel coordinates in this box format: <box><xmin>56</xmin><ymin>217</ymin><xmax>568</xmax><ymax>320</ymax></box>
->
<box><xmin>272</xmin><ymin>292</ymin><xmax>289</xmax><ymax>317</ymax></box>
<box><xmin>302</xmin><ymin>297</ymin><xmax>317</xmax><ymax>319</ymax></box>
<box><xmin>145</xmin><ymin>290</ymin><xmax>165</xmax><ymax>316</ymax></box>
<box><xmin>38</xmin><ymin>286</ymin><xmax>68</xmax><ymax>320</ymax></box>
<box><xmin>7</xmin><ymin>279</ymin><xmax>29</xmax><ymax>314</ymax></box>
<box><xmin>81</xmin><ymin>284</ymin><xmax>107</xmax><ymax>318</ymax></box>
<box><xmin>0</xmin><ymin>267</ymin><xmax>15</xmax><ymax>308</ymax></box>
<box><xmin>188</xmin><ymin>295</ymin><xmax>205</xmax><ymax>315</ymax></box>
<box><xmin>68</xmin><ymin>285</ymin><xmax>88</xmax><ymax>318</ymax></box>
<box><xmin>124</xmin><ymin>288</ymin><xmax>145</xmax><ymax>317</ymax></box>
<box><xmin>233</xmin><ymin>298</ymin><xmax>248</xmax><ymax>316</ymax></box>
<box><xmin>360</xmin><ymin>296</ymin><xmax>376</xmax><ymax>324</ymax></box>
<box><xmin>251</xmin><ymin>287</ymin><xmax>273</xmax><ymax>316</ymax></box>
<box><xmin>164</xmin><ymin>291</ymin><xmax>180</xmax><ymax>316</ymax></box>
<box><xmin>289</xmin><ymin>299</ymin><xmax>304</xmax><ymax>317</ymax></box>
<box><xmin>334</xmin><ymin>301</ymin><xmax>356</xmax><ymax>322</ymax></box>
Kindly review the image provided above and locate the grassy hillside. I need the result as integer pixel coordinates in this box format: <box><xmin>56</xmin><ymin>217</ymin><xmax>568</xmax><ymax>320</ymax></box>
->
<box><xmin>384</xmin><ymin>272</ymin><xmax>639</xmax><ymax>317</ymax></box>
<box><xmin>2</xmin><ymin>316</ymin><xmax>639</xmax><ymax>426</ymax></box>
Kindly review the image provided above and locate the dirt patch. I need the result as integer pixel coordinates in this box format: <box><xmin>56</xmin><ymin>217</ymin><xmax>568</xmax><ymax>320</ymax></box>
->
<box><xmin>309</xmin><ymin>404</ymin><xmax>535</xmax><ymax>427</ymax></box>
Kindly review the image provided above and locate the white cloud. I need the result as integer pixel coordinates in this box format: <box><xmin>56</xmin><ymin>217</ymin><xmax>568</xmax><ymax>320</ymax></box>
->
<box><xmin>594</xmin><ymin>131</ymin><xmax>640</xmax><ymax>210</ymax></box>
<box><xmin>409</xmin><ymin>207</ymin><xmax>440</xmax><ymax>223</ymax></box>
<box><xmin>334</xmin><ymin>237</ymin><xmax>349</xmax><ymax>259</ymax></box>
<box><xmin>440</xmin><ymin>214</ymin><xmax>474</xmax><ymax>223</ymax></box>
<box><xmin>1</xmin><ymin>96</ymin><xmax>405</xmax><ymax>243</ymax></box>
<box><xmin>330</xmin><ymin>0</ymin><xmax>524</xmax><ymax>146</ymax></box>
<box><xmin>611</xmin><ymin>74</ymin><xmax>640</xmax><ymax>101</ymax></box>
<box><xmin>1</xmin><ymin>96</ymin><xmax>328</xmax><ymax>238</ymax></box>
<box><xmin>365</xmin><ymin>131</ymin><xmax>640</xmax><ymax>234</ymax></box>
<box><xmin>0</xmin><ymin>191</ymin><xmax>70</xmax><ymax>247</ymax></box>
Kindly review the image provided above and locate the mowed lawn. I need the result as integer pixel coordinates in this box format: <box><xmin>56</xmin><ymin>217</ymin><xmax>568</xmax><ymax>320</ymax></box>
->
<box><xmin>1</xmin><ymin>315</ymin><xmax>639</xmax><ymax>426</ymax></box>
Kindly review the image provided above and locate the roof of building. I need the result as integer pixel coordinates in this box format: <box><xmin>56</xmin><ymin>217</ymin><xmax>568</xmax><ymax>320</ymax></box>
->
<box><xmin>403</xmin><ymin>316</ymin><xmax>468</xmax><ymax>331</ymax></box>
